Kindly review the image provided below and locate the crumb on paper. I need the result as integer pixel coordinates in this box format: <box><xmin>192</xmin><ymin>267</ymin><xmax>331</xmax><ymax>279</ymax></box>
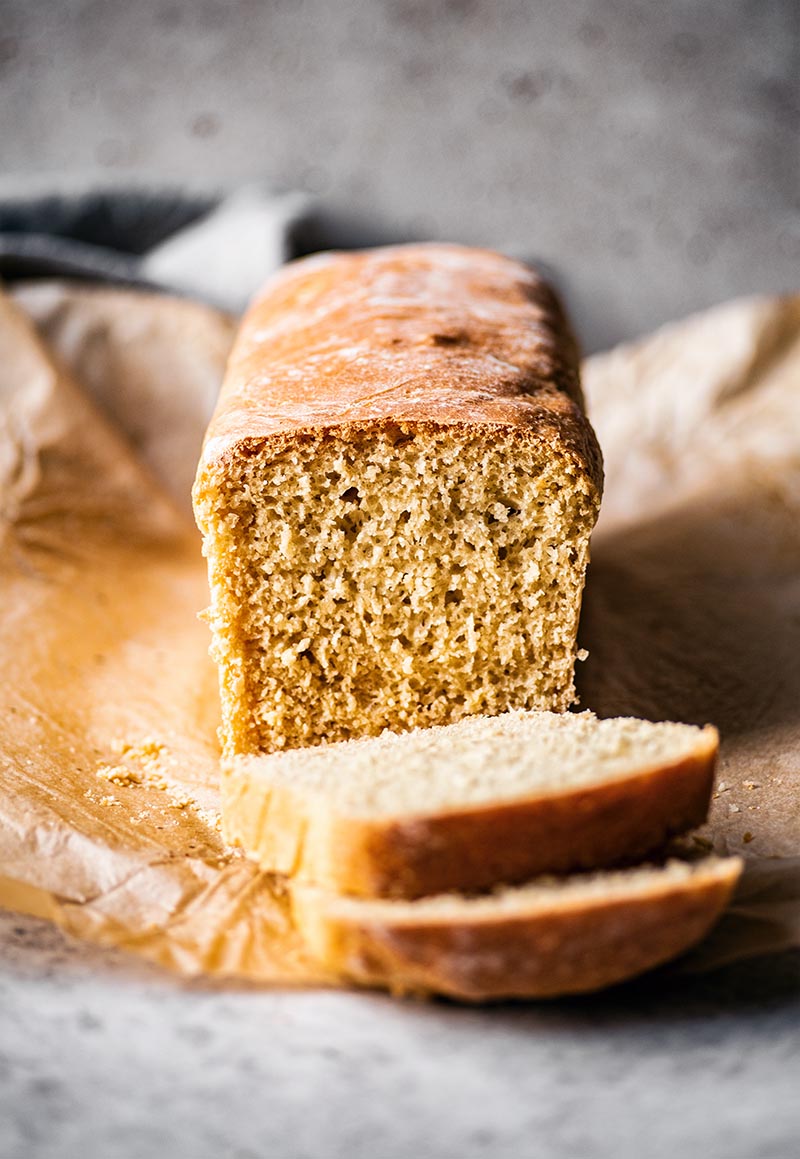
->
<box><xmin>729</xmin><ymin>802</ymin><xmax>741</xmax><ymax>813</ymax></box>
<box><xmin>576</xmin><ymin>648</ymin><xmax>589</xmax><ymax>662</ymax></box>
<box><xmin>193</xmin><ymin>806</ymin><xmax>223</xmax><ymax>832</ymax></box>
<box><xmin>743</xmin><ymin>781</ymin><xmax>761</xmax><ymax>790</ymax></box>
<box><xmin>111</xmin><ymin>736</ymin><xmax>167</xmax><ymax>761</ymax></box>
<box><xmin>96</xmin><ymin>764</ymin><xmax>144</xmax><ymax>786</ymax></box>
<box><xmin>96</xmin><ymin>738</ymin><xmax>173</xmax><ymax>793</ymax></box>
<box><xmin>716</xmin><ymin>781</ymin><xmax>731</xmax><ymax>794</ymax></box>
<box><xmin>743</xmin><ymin>831</ymin><xmax>754</xmax><ymax>844</ymax></box>
<box><xmin>94</xmin><ymin>737</ymin><xmax>215</xmax><ymax>825</ymax></box>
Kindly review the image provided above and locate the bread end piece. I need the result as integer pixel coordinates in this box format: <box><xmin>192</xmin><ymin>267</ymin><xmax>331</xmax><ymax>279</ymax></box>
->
<box><xmin>291</xmin><ymin>857</ymin><xmax>742</xmax><ymax>1002</ymax></box>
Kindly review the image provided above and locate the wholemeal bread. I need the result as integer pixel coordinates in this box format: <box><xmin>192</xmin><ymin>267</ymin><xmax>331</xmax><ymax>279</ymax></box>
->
<box><xmin>224</xmin><ymin>710</ymin><xmax>718</xmax><ymax>898</ymax></box>
<box><xmin>193</xmin><ymin>243</ymin><xmax>603</xmax><ymax>756</ymax></box>
<box><xmin>292</xmin><ymin>856</ymin><xmax>742</xmax><ymax>1001</ymax></box>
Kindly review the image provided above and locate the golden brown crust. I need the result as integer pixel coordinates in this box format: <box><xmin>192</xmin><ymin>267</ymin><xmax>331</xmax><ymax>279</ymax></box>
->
<box><xmin>291</xmin><ymin>859</ymin><xmax>741</xmax><ymax>1001</ymax></box>
<box><xmin>194</xmin><ymin>243</ymin><xmax>603</xmax><ymax>495</ymax></box>
<box><xmin>224</xmin><ymin>729</ymin><xmax>718</xmax><ymax>899</ymax></box>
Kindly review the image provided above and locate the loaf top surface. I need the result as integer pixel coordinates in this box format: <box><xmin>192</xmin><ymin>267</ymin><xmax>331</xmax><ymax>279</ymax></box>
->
<box><xmin>197</xmin><ymin>243</ymin><xmax>602</xmax><ymax>489</ymax></box>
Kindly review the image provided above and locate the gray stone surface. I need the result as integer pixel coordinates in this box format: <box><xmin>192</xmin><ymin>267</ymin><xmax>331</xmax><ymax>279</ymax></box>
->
<box><xmin>1</xmin><ymin>908</ymin><xmax>799</xmax><ymax>1159</ymax></box>
<box><xmin>0</xmin><ymin>0</ymin><xmax>797</xmax><ymax>350</ymax></box>
<box><xmin>1</xmin><ymin>4</ymin><xmax>799</xmax><ymax>1156</ymax></box>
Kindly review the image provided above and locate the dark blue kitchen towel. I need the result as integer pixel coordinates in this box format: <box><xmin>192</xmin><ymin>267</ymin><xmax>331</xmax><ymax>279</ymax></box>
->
<box><xmin>0</xmin><ymin>182</ymin><xmax>320</xmax><ymax>313</ymax></box>
<box><xmin>0</xmin><ymin>180</ymin><xmax>551</xmax><ymax>317</ymax></box>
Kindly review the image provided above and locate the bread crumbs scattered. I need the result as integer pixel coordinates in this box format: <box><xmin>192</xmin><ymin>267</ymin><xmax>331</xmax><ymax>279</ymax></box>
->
<box><xmin>728</xmin><ymin>803</ymin><xmax>741</xmax><ymax>813</ymax></box>
<box><xmin>99</xmin><ymin>795</ymin><xmax>119</xmax><ymax>807</ymax></box>
<box><xmin>743</xmin><ymin>781</ymin><xmax>761</xmax><ymax>790</ymax></box>
<box><xmin>715</xmin><ymin>781</ymin><xmax>730</xmax><ymax>794</ymax></box>
<box><xmin>96</xmin><ymin>764</ymin><xmax>143</xmax><ymax>786</ymax></box>
<box><xmin>194</xmin><ymin>806</ymin><xmax>223</xmax><ymax>832</ymax></box>
<box><xmin>743</xmin><ymin>831</ymin><xmax>754</xmax><ymax>844</ymax></box>
<box><xmin>95</xmin><ymin>738</ymin><xmax>173</xmax><ymax>794</ymax></box>
<box><xmin>111</xmin><ymin>737</ymin><xmax>166</xmax><ymax>762</ymax></box>
<box><xmin>90</xmin><ymin>738</ymin><xmax>218</xmax><ymax>826</ymax></box>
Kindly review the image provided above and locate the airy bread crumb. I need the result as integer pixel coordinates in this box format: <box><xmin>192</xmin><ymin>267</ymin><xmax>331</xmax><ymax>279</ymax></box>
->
<box><xmin>198</xmin><ymin>429</ymin><xmax>598</xmax><ymax>754</ymax></box>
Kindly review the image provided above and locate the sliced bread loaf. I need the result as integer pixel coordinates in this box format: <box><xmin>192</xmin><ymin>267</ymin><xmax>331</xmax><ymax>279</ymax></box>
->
<box><xmin>193</xmin><ymin>244</ymin><xmax>603</xmax><ymax>756</ymax></box>
<box><xmin>291</xmin><ymin>856</ymin><xmax>741</xmax><ymax>1001</ymax></box>
<box><xmin>224</xmin><ymin>710</ymin><xmax>718</xmax><ymax>899</ymax></box>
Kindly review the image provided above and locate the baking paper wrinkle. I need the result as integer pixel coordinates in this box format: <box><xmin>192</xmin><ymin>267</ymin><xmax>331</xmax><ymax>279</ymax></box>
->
<box><xmin>1</xmin><ymin>281</ymin><xmax>799</xmax><ymax>985</ymax></box>
<box><xmin>0</xmin><ymin>287</ymin><xmax>331</xmax><ymax>985</ymax></box>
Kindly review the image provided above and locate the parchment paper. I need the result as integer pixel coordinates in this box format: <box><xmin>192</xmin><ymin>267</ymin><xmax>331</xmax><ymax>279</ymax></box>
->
<box><xmin>11</xmin><ymin>281</ymin><xmax>235</xmax><ymax>514</ymax></box>
<box><xmin>580</xmin><ymin>295</ymin><xmax>800</xmax><ymax>969</ymax></box>
<box><xmin>1</xmin><ymin>280</ymin><xmax>798</xmax><ymax>982</ymax></box>
<box><xmin>0</xmin><ymin>288</ymin><xmax>329</xmax><ymax>984</ymax></box>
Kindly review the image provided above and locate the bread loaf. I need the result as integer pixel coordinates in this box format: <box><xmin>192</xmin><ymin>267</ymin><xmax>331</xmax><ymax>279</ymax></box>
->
<box><xmin>292</xmin><ymin>857</ymin><xmax>741</xmax><ymax>1001</ymax></box>
<box><xmin>225</xmin><ymin>710</ymin><xmax>718</xmax><ymax>898</ymax></box>
<box><xmin>193</xmin><ymin>244</ymin><xmax>603</xmax><ymax>755</ymax></box>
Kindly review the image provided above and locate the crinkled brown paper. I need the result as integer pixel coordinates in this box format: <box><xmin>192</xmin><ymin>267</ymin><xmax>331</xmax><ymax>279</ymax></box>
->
<box><xmin>1</xmin><ymin>280</ymin><xmax>798</xmax><ymax>984</ymax></box>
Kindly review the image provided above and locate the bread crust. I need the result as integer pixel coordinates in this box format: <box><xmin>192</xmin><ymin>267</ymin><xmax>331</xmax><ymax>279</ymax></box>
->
<box><xmin>224</xmin><ymin>727</ymin><xmax>718</xmax><ymax>899</ymax></box>
<box><xmin>194</xmin><ymin>243</ymin><xmax>603</xmax><ymax>496</ymax></box>
<box><xmin>291</xmin><ymin>858</ymin><xmax>741</xmax><ymax>1001</ymax></box>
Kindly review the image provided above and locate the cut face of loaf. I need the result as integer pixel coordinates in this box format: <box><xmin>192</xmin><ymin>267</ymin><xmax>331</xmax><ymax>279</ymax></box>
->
<box><xmin>291</xmin><ymin>857</ymin><xmax>742</xmax><ymax>1001</ymax></box>
<box><xmin>225</xmin><ymin>710</ymin><xmax>719</xmax><ymax>898</ymax></box>
<box><xmin>194</xmin><ymin>244</ymin><xmax>603</xmax><ymax>755</ymax></box>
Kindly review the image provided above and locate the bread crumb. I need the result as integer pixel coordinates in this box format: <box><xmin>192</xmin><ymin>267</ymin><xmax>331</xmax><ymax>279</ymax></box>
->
<box><xmin>728</xmin><ymin>803</ymin><xmax>740</xmax><ymax>813</ymax></box>
<box><xmin>96</xmin><ymin>764</ymin><xmax>143</xmax><ymax>786</ymax></box>
<box><xmin>692</xmin><ymin>835</ymin><xmax>714</xmax><ymax>852</ymax></box>
<box><xmin>742</xmin><ymin>831</ymin><xmax>754</xmax><ymax>844</ymax></box>
<box><xmin>576</xmin><ymin>648</ymin><xmax>589</xmax><ymax>662</ymax></box>
<box><xmin>716</xmin><ymin>781</ymin><xmax>731</xmax><ymax>793</ymax></box>
<box><xmin>193</xmin><ymin>806</ymin><xmax>223</xmax><ymax>832</ymax></box>
<box><xmin>96</xmin><ymin>739</ymin><xmax>213</xmax><ymax>825</ymax></box>
<box><xmin>168</xmin><ymin>796</ymin><xmax>192</xmax><ymax>810</ymax></box>
<box><xmin>97</xmin><ymin>740</ymin><xmax>173</xmax><ymax>794</ymax></box>
<box><xmin>111</xmin><ymin>737</ymin><xmax>167</xmax><ymax>762</ymax></box>
<box><xmin>197</xmin><ymin>425</ymin><xmax>599</xmax><ymax>753</ymax></box>
<box><xmin>98</xmin><ymin>795</ymin><xmax>119</xmax><ymax>807</ymax></box>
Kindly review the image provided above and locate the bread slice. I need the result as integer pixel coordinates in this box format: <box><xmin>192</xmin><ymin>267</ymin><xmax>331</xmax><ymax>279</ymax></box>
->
<box><xmin>193</xmin><ymin>244</ymin><xmax>603</xmax><ymax>756</ymax></box>
<box><xmin>291</xmin><ymin>857</ymin><xmax>742</xmax><ymax>1001</ymax></box>
<box><xmin>224</xmin><ymin>710</ymin><xmax>718</xmax><ymax>899</ymax></box>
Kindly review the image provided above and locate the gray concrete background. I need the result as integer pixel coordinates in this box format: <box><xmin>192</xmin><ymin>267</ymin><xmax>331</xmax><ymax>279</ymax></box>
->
<box><xmin>1</xmin><ymin>909</ymin><xmax>799</xmax><ymax>1159</ymax></box>
<box><xmin>1</xmin><ymin>4</ymin><xmax>799</xmax><ymax>1157</ymax></box>
<box><xmin>0</xmin><ymin>0</ymin><xmax>798</xmax><ymax>349</ymax></box>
